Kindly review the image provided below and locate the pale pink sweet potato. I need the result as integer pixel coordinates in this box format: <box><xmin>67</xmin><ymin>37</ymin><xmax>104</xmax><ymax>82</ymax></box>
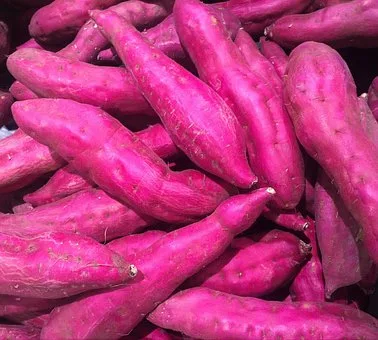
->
<box><xmin>284</xmin><ymin>41</ymin><xmax>378</xmax><ymax>264</ymax></box>
<box><xmin>185</xmin><ymin>229</ymin><xmax>310</xmax><ymax>297</ymax></box>
<box><xmin>368</xmin><ymin>76</ymin><xmax>378</xmax><ymax>120</ymax></box>
<box><xmin>262</xmin><ymin>207</ymin><xmax>309</xmax><ymax>231</ymax></box>
<box><xmin>7</xmin><ymin>48</ymin><xmax>153</xmax><ymax>116</ymax></box>
<box><xmin>29</xmin><ymin>0</ymin><xmax>123</xmax><ymax>43</ymax></box>
<box><xmin>173</xmin><ymin>0</ymin><xmax>304</xmax><ymax>207</ymax></box>
<box><xmin>148</xmin><ymin>287</ymin><xmax>378</xmax><ymax>339</ymax></box>
<box><xmin>265</xmin><ymin>0</ymin><xmax>378</xmax><ymax>48</ymax></box>
<box><xmin>0</xmin><ymin>129</ymin><xmax>65</xmax><ymax>193</ymax></box>
<box><xmin>13</xmin><ymin>99</ymin><xmax>231</xmax><ymax>223</ymax></box>
<box><xmin>0</xmin><ymin>231</ymin><xmax>137</xmax><ymax>299</ymax></box>
<box><xmin>40</xmin><ymin>188</ymin><xmax>275</xmax><ymax>339</ymax></box>
<box><xmin>0</xmin><ymin>21</ymin><xmax>9</xmax><ymax>64</ymax></box>
<box><xmin>0</xmin><ymin>90</ymin><xmax>13</xmax><ymax>125</ymax></box>
<box><xmin>0</xmin><ymin>325</ymin><xmax>40</xmax><ymax>340</ymax></box>
<box><xmin>259</xmin><ymin>37</ymin><xmax>288</xmax><ymax>80</ymax></box>
<box><xmin>91</xmin><ymin>9</ymin><xmax>255</xmax><ymax>189</ymax></box>
<box><xmin>0</xmin><ymin>188</ymin><xmax>155</xmax><ymax>242</ymax></box>
<box><xmin>12</xmin><ymin>203</ymin><xmax>34</xmax><ymax>214</ymax></box>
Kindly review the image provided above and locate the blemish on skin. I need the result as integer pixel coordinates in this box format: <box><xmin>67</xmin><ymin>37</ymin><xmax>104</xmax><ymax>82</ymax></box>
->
<box><xmin>210</xmin><ymin>16</ymin><xmax>218</xmax><ymax>25</ymax></box>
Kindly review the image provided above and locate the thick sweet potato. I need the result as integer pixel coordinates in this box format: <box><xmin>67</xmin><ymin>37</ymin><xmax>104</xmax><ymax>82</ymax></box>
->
<box><xmin>284</xmin><ymin>41</ymin><xmax>378</xmax><ymax>264</ymax></box>
<box><xmin>0</xmin><ymin>325</ymin><xmax>40</xmax><ymax>340</ymax></box>
<box><xmin>40</xmin><ymin>189</ymin><xmax>275</xmax><ymax>339</ymax></box>
<box><xmin>185</xmin><ymin>230</ymin><xmax>310</xmax><ymax>296</ymax></box>
<box><xmin>0</xmin><ymin>90</ymin><xmax>13</xmax><ymax>125</ymax></box>
<box><xmin>259</xmin><ymin>37</ymin><xmax>288</xmax><ymax>80</ymax></box>
<box><xmin>265</xmin><ymin>0</ymin><xmax>378</xmax><ymax>48</ymax></box>
<box><xmin>13</xmin><ymin>99</ymin><xmax>231</xmax><ymax>223</ymax></box>
<box><xmin>368</xmin><ymin>76</ymin><xmax>378</xmax><ymax>120</ymax></box>
<box><xmin>0</xmin><ymin>20</ymin><xmax>9</xmax><ymax>64</ymax></box>
<box><xmin>91</xmin><ymin>9</ymin><xmax>255</xmax><ymax>189</ymax></box>
<box><xmin>0</xmin><ymin>231</ymin><xmax>137</xmax><ymax>299</ymax></box>
<box><xmin>0</xmin><ymin>188</ymin><xmax>155</xmax><ymax>242</ymax></box>
<box><xmin>173</xmin><ymin>0</ymin><xmax>304</xmax><ymax>207</ymax></box>
<box><xmin>148</xmin><ymin>287</ymin><xmax>378</xmax><ymax>339</ymax></box>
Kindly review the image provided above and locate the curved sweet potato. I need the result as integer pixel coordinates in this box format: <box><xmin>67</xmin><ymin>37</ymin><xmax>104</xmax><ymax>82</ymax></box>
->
<box><xmin>259</xmin><ymin>37</ymin><xmax>288</xmax><ymax>80</ymax></box>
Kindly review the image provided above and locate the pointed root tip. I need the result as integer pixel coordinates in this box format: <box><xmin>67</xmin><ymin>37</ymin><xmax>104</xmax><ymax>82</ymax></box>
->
<box><xmin>128</xmin><ymin>264</ymin><xmax>138</xmax><ymax>278</ymax></box>
<box><xmin>266</xmin><ymin>187</ymin><xmax>276</xmax><ymax>195</ymax></box>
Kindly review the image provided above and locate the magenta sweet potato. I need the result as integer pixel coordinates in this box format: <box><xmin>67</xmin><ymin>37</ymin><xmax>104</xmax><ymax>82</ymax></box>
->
<box><xmin>0</xmin><ymin>325</ymin><xmax>40</xmax><ymax>340</ymax></box>
<box><xmin>0</xmin><ymin>188</ymin><xmax>155</xmax><ymax>242</ymax></box>
<box><xmin>284</xmin><ymin>41</ymin><xmax>378</xmax><ymax>264</ymax></box>
<box><xmin>265</xmin><ymin>0</ymin><xmax>378</xmax><ymax>48</ymax></box>
<box><xmin>259</xmin><ymin>37</ymin><xmax>288</xmax><ymax>80</ymax></box>
<box><xmin>262</xmin><ymin>207</ymin><xmax>309</xmax><ymax>231</ymax></box>
<box><xmin>0</xmin><ymin>90</ymin><xmax>13</xmax><ymax>125</ymax></box>
<box><xmin>185</xmin><ymin>229</ymin><xmax>310</xmax><ymax>297</ymax></box>
<box><xmin>0</xmin><ymin>231</ymin><xmax>137</xmax><ymax>299</ymax></box>
<box><xmin>173</xmin><ymin>0</ymin><xmax>304</xmax><ymax>207</ymax></box>
<box><xmin>148</xmin><ymin>287</ymin><xmax>378</xmax><ymax>339</ymax></box>
<box><xmin>40</xmin><ymin>188</ymin><xmax>275</xmax><ymax>339</ymax></box>
<box><xmin>0</xmin><ymin>20</ymin><xmax>9</xmax><ymax>64</ymax></box>
<box><xmin>13</xmin><ymin>98</ymin><xmax>231</xmax><ymax>223</ymax></box>
<box><xmin>9</xmin><ymin>81</ymin><xmax>39</xmax><ymax>101</ymax></box>
<box><xmin>368</xmin><ymin>76</ymin><xmax>378</xmax><ymax>120</ymax></box>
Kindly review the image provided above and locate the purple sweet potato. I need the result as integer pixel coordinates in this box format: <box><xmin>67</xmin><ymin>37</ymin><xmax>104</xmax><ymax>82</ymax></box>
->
<box><xmin>265</xmin><ymin>0</ymin><xmax>378</xmax><ymax>48</ymax></box>
<box><xmin>173</xmin><ymin>0</ymin><xmax>304</xmax><ymax>207</ymax></box>
<box><xmin>0</xmin><ymin>20</ymin><xmax>9</xmax><ymax>64</ymax></box>
<box><xmin>0</xmin><ymin>325</ymin><xmax>40</xmax><ymax>340</ymax></box>
<box><xmin>148</xmin><ymin>287</ymin><xmax>378</xmax><ymax>339</ymax></box>
<box><xmin>185</xmin><ymin>229</ymin><xmax>310</xmax><ymax>297</ymax></box>
<box><xmin>290</xmin><ymin>220</ymin><xmax>325</xmax><ymax>301</ymax></box>
<box><xmin>0</xmin><ymin>231</ymin><xmax>137</xmax><ymax>299</ymax></box>
<box><xmin>284</xmin><ymin>41</ymin><xmax>378</xmax><ymax>264</ymax></box>
<box><xmin>315</xmin><ymin>170</ymin><xmax>371</xmax><ymax>297</ymax></box>
<box><xmin>368</xmin><ymin>76</ymin><xmax>378</xmax><ymax>120</ymax></box>
<box><xmin>0</xmin><ymin>188</ymin><xmax>155</xmax><ymax>242</ymax></box>
<box><xmin>40</xmin><ymin>188</ymin><xmax>275</xmax><ymax>339</ymax></box>
<box><xmin>262</xmin><ymin>207</ymin><xmax>309</xmax><ymax>231</ymax></box>
<box><xmin>13</xmin><ymin>98</ymin><xmax>231</xmax><ymax>223</ymax></box>
<box><xmin>0</xmin><ymin>129</ymin><xmax>65</xmax><ymax>193</ymax></box>
<box><xmin>29</xmin><ymin>0</ymin><xmax>123</xmax><ymax>43</ymax></box>
<box><xmin>7</xmin><ymin>48</ymin><xmax>153</xmax><ymax>116</ymax></box>
<box><xmin>91</xmin><ymin>9</ymin><xmax>255</xmax><ymax>189</ymax></box>
<box><xmin>259</xmin><ymin>37</ymin><xmax>288</xmax><ymax>80</ymax></box>
<box><xmin>0</xmin><ymin>90</ymin><xmax>13</xmax><ymax>125</ymax></box>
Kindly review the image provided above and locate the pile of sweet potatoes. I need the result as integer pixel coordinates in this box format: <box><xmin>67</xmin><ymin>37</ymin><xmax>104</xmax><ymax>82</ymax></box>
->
<box><xmin>0</xmin><ymin>0</ymin><xmax>378</xmax><ymax>339</ymax></box>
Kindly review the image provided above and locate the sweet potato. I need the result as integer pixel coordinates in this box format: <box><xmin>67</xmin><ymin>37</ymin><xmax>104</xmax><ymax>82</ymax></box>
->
<box><xmin>0</xmin><ymin>325</ymin><xmax>40</xmax><ymax>340</ymax></box>
<box><xmin>173</xmin><ymin>0</ymin><xmax>304</xmax><ymax>207</ymax></box>
<box><xmin>29</xmin><ymin>0</ymin><xmax>123</xmax><ymax>43</ymax></box>
<box><xmin>259</xmin><ymin>37</ymin><xmax>288</xmax><ymax>80</ymax></box>
<box><xmin>13</xmin><ymin>98</ymin><xmax>231</xmax><ymax>223</ymax></box>
<box><xmin>16</xmin><ymin>38</ymin><xmax>43</xmax><ymax>50</ymax></box>
<box><xmin>262</xmin><ymin>207</ymin><xmax>309</xmax><ymax>231</ymax></box>
<box><xmin>7</xmin><ymin>48</ymin><xmax>153</xmax><ymax>116</ymax></box>
<box><xmin>7</xmin><ymin>312</ymin><xmax>50</xmax><ymax>329</ymax></box>
<box><xmin>308</xmin><ymin>0</ymin><xmax>352</xmax><ymax>11</ymax></box>
<box><xmin>0</xmin><ymin>231</ymin><xmax>137</xmax><ymax>299</ymax></box>
<box><xmin>148</xmin><ymin>287</ymin><xmax>378</xmax><ymax>339</ymax></box>
<box><xmin>40</xmin><ymin>188</ymin><xmax>275</xmax><ymax>339</ymax></box>
<box><xmin>0</xmin><ymin>188</ymin><xmax>155</xmax><ymax>242</ymax></box>
<box><xmin>284</xmin><ymin>41</ymin><xmax>378</xmax><ymax>264</ymax></box>
<box><xmin>91</xmin><ymin>9</ymin><xmax>255</xmax><ymax>189</ymax></box>
<box><xmin>9</xmin><ymin>81</ymin><xmax>39</xmax><ymax>101</ymax></box>
<box><xmin>0</xmin><ymin>20</ymin><xmax>9</xmax><ymax>64</ymax></box>
<box><xmin>128</xmin><ymin>321</ymin><xmax>176</xmax><ymax>340</ymax></box>
<box><xmin>185</xmin><ymin>229</ymin><xmax>310</xmax><ymax>297</ymax></box>
<box><xmin>265</xmin><ymin>0</ymin><xmax>378</xmax><ymax>48</ymax></box>
<box><xmin>368</xmin><ymin>76</ymin><xmax>378</xmax><ymax>120</ymax></box>
<box><xmin>0</xmin><ymin>90</ymin><xmax>13</xmax><ymax>125</ymax></box>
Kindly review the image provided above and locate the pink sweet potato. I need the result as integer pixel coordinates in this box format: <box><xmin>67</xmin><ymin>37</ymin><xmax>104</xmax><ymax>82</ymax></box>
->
<box><xmin>259</xmin><ymin>37</ymin><xmax>288</xmax><ymax>80</ymax></box>
<box><xmin>0</xmin><ymin>90</ymin><xmax>13</xmax><ymax>125</ymax></box>
<box><xmin>265</xmin><ymin>0</ymin><xmax>378</xmax><ymax>48</ymax></box>
<box><xmin>0</xmin><ymin>325</ymin><xmax>40</xmax><ymax>340</ymax></box>
<box><xmin>0</xmin><ymin>129</ymin><xmax>65</xmax><ymax>193</ymax></box>
<box><xmin>173</xmin><ymin>0</ymin><xmax>304</xmax><ymax>207</ymax></box>
<box><xmin>16</xmin><ymin>38</ymin><xmax>43</xmax><ymax>50</ymax></box>
<box><xmin>0</xmin><ymin>188</ymin><xmax>155</xmax><ymax>242</ymax></box>
<box><xmin>9</xmin><ymin>81</ymin><xmax>39</xmax><ymax>101</ymax></box>
<box><xmin>128</xmin><ymin>321</ymin><xmax>176</xmax><ymax>340</ymax></box>
<box><xmin>40</xmin><ymin>188</ymin><xmax>275</xmax><ymax>339</ymax></box>
<box><xmin>29</xmin><ymin>0</ymin><xmax>123</xmax><ymax>43</ymax></box>
<box><xmin>7</xmin><ymin>312</ymin><xmax>51</xmax><ymax>329</ymax></box>
<box><xmin>148</xmin><ymin>287</ymin><xmax>378</xmax><ymax>339</ymax></box>
<box><xmin>368</xmin><ymin>76</ymin><xmax>378</xmax><ymax>120</ymax></box>
<box><xmin>0</xmin><ymin>231</ymin><xmax>137</xmax><ymax>299</ymax></box>
<box><xmin>7</xmin><ymin>48</ymin><xmax>153</xmax><ymax>116</ymax></box>
<box><xmin>91</xmin><ymin>9</ymin><xmax>255</xmax><ymax>189</ymax></box>
<box><xmin>13</xmin><ymin>98</ymin><xmax>231</xmax><ymax>223</ymax></box>
<box><xmin>262</xmin><ymin>207</ymin><xmax>309</xmax><ymax>231</ymax></box>
<box><xmin>0</xmin><ymin>20</ymin><xmax>9</xmax><ymax>64</ymax></box>
<box><xmin>185</xmin><ymin>229</ymin><xmax>310</xmax><ymax>297</ymax></box>
<box><xmin>284</xmin><ymin>41</ymin><xmax>378</xmax><ymax>264</ymax></box>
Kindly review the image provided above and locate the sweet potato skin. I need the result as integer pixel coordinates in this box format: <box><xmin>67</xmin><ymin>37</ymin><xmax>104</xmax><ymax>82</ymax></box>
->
<box><xmin>185</xmin><ymin>230</ymin><xmax>310</xmax><ymax>297</ymax></box>
<box><xmin>259</xmin><ymin>37</ymin><xmax>289</xmax><ymax>80</ymax></box>
<box><xmin>262</xmin><ymin>208</ymin><xmax>309</xmax><ymax>231</ymax></box>
<box><xmin>0</xmin><ymin>325</ymin><xmax>40</xmax><ymax>340</ymax></box>
<box><xmin>148</xmin><ymin>287</ymin><xmax>378</xmax><ymax>339</ymax></box>
<box><xmin>0</xmin><ymin>231</ymin><xmax>136</xmax><ymax>299</ymax></box>
<box><xmin>368</xmin><ymin>77</ymin><xmax>378</xmax><ymax>120</ymax></box>
<box><xmin>284</xmin><ymin>41</ymin><xmax>378</xmax><ymax>264</ymax></box>
<box><xmin>13</xmin><ymin>99</ymin><xmax>231</xmax><ymax>223</ymax></box>
<box><xmin>173</xmin><ymin>0</ymin><xmax>304</xmax><ymax>207</ymax></box>
<box><xmin>265</xmin><ymin>0</ymin><xmax>378</xmax><ymax>48</ymax></box>
<box><xmin>40</xmin><ymin>189</ymin><xmax>274</xmax><ymax>339</ymax></box>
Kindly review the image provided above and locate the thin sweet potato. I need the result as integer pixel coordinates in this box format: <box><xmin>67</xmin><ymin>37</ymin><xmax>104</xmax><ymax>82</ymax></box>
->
<box><xmin>259</xmin><ymin>37</ymin><xmax>288</xmax><ymax>80</ymax></box>
<box><xmin>13</xmin><ymin>98</ymin><xmax>231</xmax><ymax>223</ymax></box>
<box><xmin>0</xmin><ymin>325</ymin><xmax>40</xmax><ymax>340</ymax></box>
<box><xmin>262</xmin><ymin>207</ymin><xmax>309</xmax><ymax>231</ymax></box>
<box><xmin>265</xmin><ymin>0</ymin><xmax>378</xmax><ymax>48</ymax></box>
<box><xmin>0</xmin><ymin>90</ymin><xmax>13</xmax><ymax>125</ymax></box>
<box><xmin>185</xmin><ymin>229</ymin><xmax>310</xmax><ymax>297</ymax></box>
<box><xmin>40</xmin><ymin>188</ymin><xmax>275</xmax><ymax>339</ymax></box>
<box><xmin>284</xmin><ymin>41</ymin><xmax>378</xmax><ymax>264</ymax></box>
<box><xmin>0</xmin><ymin>231</ymin><xmax>137</xmax><ymax>299</ymax></box>
<box><xmin>91</xmin><ymin>9</ymin><xmax>255</xmax><ymax>189</ymax></box>
<box><xmin>173</xmin><ymin>0</ymin><xmax>304</xmax><ymax>207</ymax></box>
<box><xmin>148</xmin><ymin>287</ymin><xmax>378</xmax><ymax>339</ymax></box>
<box><xmin>368</xmin><ymin>76</ymin><xmax>378</xmax><ymax>120</ymax></box>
